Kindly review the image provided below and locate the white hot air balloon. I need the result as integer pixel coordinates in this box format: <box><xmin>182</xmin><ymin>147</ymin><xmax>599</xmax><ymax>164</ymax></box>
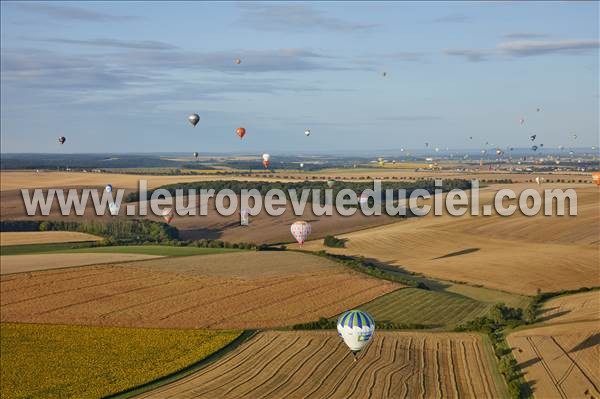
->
<box><xmin>304</xmin><ymin>129</ymin><xmax>311</xmax><ymax>136</ymax></box>
<box><xmin>109</xmin><ymin>202</ymin><xmax>120</xmax><ymax>216</ymax></box>
<box><xmin>105</xmin><ymin>184</ymin><xmax>113</xmax><ymax>193</ymax></box>
<box><xmin>337</xmin><ymin>310</ymin><xmax>375</xmax><ymax>360</ymax></box>
<box><xmin>290</xmin><ymin>221</ymin><xmax>311</xmax><ymax>246</ymax></box>
<box><xmin>240</xmin><ymin>208</ymin><xmax>249</xmax><ymax>225</ymax></box>
<box><xmin>299</xmin><ymin>162</ymin><xmax>304</xmax><ymax>168</ymax></box>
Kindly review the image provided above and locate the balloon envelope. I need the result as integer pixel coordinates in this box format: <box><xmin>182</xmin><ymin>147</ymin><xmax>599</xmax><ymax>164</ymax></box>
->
<box><xmin>58</xmin><ymin>136</ymin><xmax>66</xmax><ymax>144</ymax></box>
<box><xmin>188</xmin><ymin>114</ymin><xmax>200</xmax><ymax>127</ymax></box>
<box><xmin>305</xmin><ymin>129</ymin><xmax>311</xmax><ymax>136</ymax></box>
<box><xmin>109</xmin><ymin>202</ymin><xmax>120</xmax><ymax>216</ymax></box>
<box><xmin>290</xmin><ymin>221</ymin><xmax>311</xmax><ymax>245</ymax></box>
<box><xmin>236</xmin><ymin>127</ymin><xmax>246</xmax><ymax>139</ymax></box>
<box><xmin>337</xmin><ymin>310</ymin><xmax>375</xmax><ymax>353</ymax></box>
<box><xmin>105</xmin><ymin>184</ymin><xmax>112</xmax><ymax>193</ymax></box>
<box><xmin>162</xmin><ymin>208</ymin><xmax>174</xmax><ymax>224</ymax></box>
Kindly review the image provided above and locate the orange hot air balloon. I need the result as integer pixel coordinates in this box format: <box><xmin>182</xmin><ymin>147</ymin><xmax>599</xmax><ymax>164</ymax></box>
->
<box><xmin>161</xmin><ymin>208</ymin><xmax>174</xmax><ymax>224</ymax></box>
<box><xmin>592</xmin><ymin>172</ymin><xmax>600</xmax><ymax>186</ymax></box>
<box><xmin>236</xmin><ymin>127</ymin><xmax>246</xmax><ymax>139</ymax></box>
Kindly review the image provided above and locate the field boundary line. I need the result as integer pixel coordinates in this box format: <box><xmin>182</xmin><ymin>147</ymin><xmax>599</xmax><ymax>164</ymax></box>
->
<box><xmin>105</xmin><ymin>329</ymin><xmax>257</xmax><ymax>399</ymax></box>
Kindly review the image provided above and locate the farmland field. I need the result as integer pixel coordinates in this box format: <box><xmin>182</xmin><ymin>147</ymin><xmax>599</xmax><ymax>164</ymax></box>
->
<box><xmin>538</xmin><ymin>290</ymin><xmax>600</xmax><ymax>324</ymax></box>
<box><xmin>508</xmin><ymin>321</ymin><xmax>600</xmax><ymax>399</ymax></box>
<box><xmin>0</xmin><ymin>231</ymin><xmax>101</xmax><ymax>246</ymax></box>
<box><xmin>358</xmin><ymin>288</ymin><xmax>489</xmax><ymax>328</ymax></box>
<box><xmin>0</xmin><ymin>244</ymin><xmax>242</xmax><ymax>257</ymax></box>
<box><xmin>0</xmin><ymin>322</ymin><xmax>240</xmax><ymax>399</ymax></box>
<box><xmin>0</xmin><ymin>252</ymin><xmax>399</xmax><ymax>328</ymax></box>
<box><xmin>297</xmin><ymin>184</ymin><xmax>600</xmax><ymax>295</ymax></box>
<box><xmin>0</xmin><ymin>252</ymin><xmax>162</xmax><ymax>275</ymax></box>
<box><xmin>137</xmin><ymin>330</ymin><xmax>505</xmax><ymax>399</ymax></box>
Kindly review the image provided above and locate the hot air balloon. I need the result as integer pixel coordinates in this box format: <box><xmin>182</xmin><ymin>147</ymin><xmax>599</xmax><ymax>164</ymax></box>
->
<box><xmin>299</xmin><ymin>162</ymin><xmax>304</xmax><ymax>168</ymax></box>
<box><xmin>327</xmin><ymin>180</ymin><xmax>335</xmax><ymax>188</ymax></box>
<box><xmin>262</xmin><ymin>153</ymin><xmax>270</xmax><ymax>169</ymax></box>
<box><xmin>540</xmin><ymin>143</ymin><xmax>544</xmax><ymax>147</ymax></box>
<box><xmin>468</xmin><ymin>136</ymin><xmax>473</xmax><ymax>140</ymax></box>
<box><xmin>58</xmin><ymin>136</ymin><xmax>66</xmax><ymax>145</ymax></box>
<box><xmin>481</xmin><ymin>149</ymin><xmax>487</xmax><ymax>155</ymax></box>
<box><xmin>558</xmin><ymin>145</ymin><xmax>564</xmax><ymax>150</ymax></box>
<box><xmin>235</xmin><ymin>58</ymin><xmax>241</xmax><ymax>65</ymax></box>
<box><xmin>290</xmin><ymin>221</ymin><xmax>311</xmax><ymax>246</ymax></box>
<box><xmin>188</xmin><ymin>114</ymin><xmax>200</xmax><ymax>127</ymax></box>
<box><xmin>536</xmin><ymin>107</ymin><xmax>541</xmax><ymax>112</ymax></box>
<box><xmin>400</xmin><ymin>148</ymin><xmax>405</xmax><ymax>152</ymax></box>
<box><xmin>109</xmin><ymin>202</ymin><xmax>120</xmax><ymax>216</ymax></box>
<box><xmin>105</xmin><ymin>184</ymin><xmax>113</xmax><ymax>193</ymax></box>
<box><xmin>425</xmin><ymin>142</ymin><xmax>429</xmax><ymax>148</ymax></box>
<box><xmin>592</xmin><ymin>172</ymin><xmax>600</xmax><ymax>186</ymax></box>
<box><xmin>337</xmin><ymin>310</ymin><xmax>375</xmax><ymax>360</ymax></box>
<box><xmin>358</xmin><ymin>194</ymin><xmax>369</xmax><ymax>205</ymax></box>
<box><xmin>434</xmin><ymin>147</ymin><xmax>440</xmax><ymax>153</ymax></box>
<box><xmin>572</xmin><ymin>134</ymin><xmax>578</xmax><ymax>140</ymax></box>
<box><xmin>382</xmin><ymin>71</ymin><xmax>387</xmax><ymax>77</ymax></box>
<box><xmin>304</xmin><ymin>129</ymin><xmax>311</xmax><ymax>136</ymax></box>
<box><xmin>569</xmin><ymin>150</ymin><xmax>575</xmax><ymax>156</ymax></box>
<box><xmin>240</xmin><ymin>208</ymin><xmax>249</xmax><ymax>225</ymax></box>
<box><xmin>519</xmin><ymin>118</ymin><xmax>525</xmax><ymax>125</ymax></box>
<box><xmin>495</xmin><ymin>149</ymin><xmax>503</xmax><ymax>156</ymax></box>
<box><xmin>162</xmin><ymin>208</ymin><xmax>174</xmax><ymax>224</ymax></box>
<box><xmin>193</xmin><ymin>152</ymin><xmax>199</xmax><ymax>159</ymax></box>
<box><xmin>531</xmin><ymin>145</ymin><xmax>538</xmax><ymax>151</ymax></box>
<box><xmin>529</xmin><ymin>134</ymin><xmax>536</xmax><ymax>141</ymax></box>
<box><xmin>535</xmin><ymin>177</ymin><xmax>541</xmax><ymax>185</ymax></box>
<box><xmin>236</xmin><ymin>127</ymin><xmax>246</xmax><ymax>139</ymax></box>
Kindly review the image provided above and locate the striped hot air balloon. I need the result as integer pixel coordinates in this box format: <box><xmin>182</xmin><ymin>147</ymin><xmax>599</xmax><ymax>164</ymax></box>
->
<box><xmin>290</xmin><ymin>221</ymin><xmax>311</xmax><ymax>246</ymax></box>
<box><xmin>337</xmin><ymin>310</ymin><xmax>375</xmax><ymax>359</ymax></box>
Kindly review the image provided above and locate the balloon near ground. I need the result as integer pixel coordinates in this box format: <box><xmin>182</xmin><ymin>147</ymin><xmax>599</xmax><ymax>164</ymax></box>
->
<box><xmin>592</xmin><ymin>172</ymin><xmax>600</xmax><ymax>186</ymax></box>
<box><xmin>161</xmin><ymin>208</ymin><xmax>174</xmax><ymax>224</ymax></box>
<box><xmin>337</xmin><ymin>309</ymin><xmax>375</xmax><ymax>357</ymax></box>
<box><xmin>262</xmin><ymin>153</ymin><xmax>270</xmax><ymax>169</ymax></box>
<box><xmin>290</xmin><ymin>221</ymin><xmax>311</xmax><ymax>246</ymax></box>
<box><xmin>188</xmin><ymin>114</ymin><xmax>200</xmax><ymax>127</ymax></box>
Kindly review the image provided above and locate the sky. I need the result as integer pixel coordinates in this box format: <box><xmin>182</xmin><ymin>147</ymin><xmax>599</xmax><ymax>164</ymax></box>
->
<box><xmin>1</xmin><ymin>1</ymin><xmax>598</xmax><ymax>154</ymax></box>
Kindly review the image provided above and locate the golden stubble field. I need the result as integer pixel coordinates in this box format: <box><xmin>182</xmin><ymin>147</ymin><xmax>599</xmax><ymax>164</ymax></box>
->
<box><xmin>136</xmin><ymin>330</ymin><xmax>505</xmax><ymax>399</ymax></box>
<box><xmin>0</xmin><ymin>252</ymin><xmax>399</xmax><ymax>329</ymax></box>
<box><xmin>508</xmin><ymin>321</ymin><xmax>600</xmax><ymax>399</ymax></box>
<box><xmin>296</xmin><ymin>183</ymin><xmax>599</xmax><ymax>295</ymax></box>
<box><xmin>0</xmin><ymin>231</ymin><xmax>101</xmax><ymax>246</ymax></box>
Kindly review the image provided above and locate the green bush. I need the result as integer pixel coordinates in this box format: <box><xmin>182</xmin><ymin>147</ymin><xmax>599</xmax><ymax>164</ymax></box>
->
<box><xmin>323</xmin><ymin>235</ymin><xmax>345</xmax><ymax>248</ymax></box>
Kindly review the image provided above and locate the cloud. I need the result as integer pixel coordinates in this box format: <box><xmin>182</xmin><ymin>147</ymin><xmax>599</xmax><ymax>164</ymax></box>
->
<box><xmin>26</xmin><ymin>37</ymin><xmax>177</xmax><ymax>50</ymax></box>
<box><xmin>503</xmin><ymin>32</ymin><xmax>550</xmax><ymax>40</ymax></box>
<box><xmin>433</xmin><ymin>14</ymin><xmax>471</xmax><ymax>23</ymax></box>
<box><xmin>388</xmin><ymin>52</ymin><xmax>426</xmax><ymax>62</ymax></box>
<box><xmin>499</xmin><ymin>39</ymin><xmax>600</xmax><ymax>56</ymax></box>
<box><xmin>379</xmin><ymin>115</ymin><xmax>442</xmax><ymax>121</ymax></box>
<box><xmin>237</xmin><ymin>3</ymin><xmax>377</xmax><ymax>32</ymax></box>
<box><xmin>444</xmin><ymin>49</ymin><xmax>489</xmax><ymax>62</ymax></box>
<box><xmin>12</xmin><ymin>2</ymin><xmax>135</xmax><ymax>22</ymax></box>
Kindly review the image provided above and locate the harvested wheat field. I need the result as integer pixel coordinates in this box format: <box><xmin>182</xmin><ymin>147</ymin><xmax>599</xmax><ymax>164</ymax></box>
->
<box><xmin>508</xmin><ymin>321</ymin><xmax>600</xmax><ymax>399</ymax></box>
<box><xmin>0</xmin><ymin>253</ymin><xmax>162</xmax><ymax>275</ymax></box>
<box><xmin>137</xmin><ymin>330</ymin><xmax>504</xmax><ymax>399</ymax></box>
<box><xmin>0</xmin><ymin>231</ymin><xmax>101</xmax><ymax>246</ymax></box>
<box><xmin>538</xmin><ymin>291</ymin><xmax>600</xmax><ymax>324</ymax></box>
<box><xmin>297</xmin><ymin>184</ymin><xmax>599</xmax><ymax>295</ymax></box>
<box><xmin>0</xmin><ymin>252</ymin><xmax>399</xmax><ymax>329</ymax></box>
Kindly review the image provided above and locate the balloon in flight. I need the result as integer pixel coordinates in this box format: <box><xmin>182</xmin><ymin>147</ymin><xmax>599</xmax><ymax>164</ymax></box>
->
<box><xmin>236</xmin><ymin>127</ymin><xmax>246</xmax><ymax>139</ymax></box>
<box><xmin>262</xmin><ymin>153</ymin><xmax>270</xmax><ymax>169</ymax></box>
<box><xmin>188</xmin><ymin>114</ymin><xmax>200</xmax><ymax>127</ymax></box>
<box><xmin>529</xmin><ymin>135</ymin><xmax>536</xmax><ymax>141</ymax></box>
<box><xmin>193</xmin><ymin>152</ymin><xmax>199</xmax><ymax>159</ymax></box>
<box><xmin>304</xmin><ymin>129</ymin><xmax>311</xmax><ymax>137</ymax></box>
<box><xmin>58</xmin><ymin>136</ymin><xmax>66</xmax><ymax>145</ymax></box>
<box><xmin>531</xmin><ymin>145</ymin><xmax>538</xmax><ymax>151</ymax></box>
<box><xmin>327</xmin><ymin>180</ymin><xmax>335</xmax><ymax>188</ymax></box>
<box><xmin>109</xmin><ymin>202</ymin><xmax>120</xmax><ymax>216</ymax></box>
<box><xmin>235</xmin><ymin>58</ymin><xmax>241</xmax><ymax>65</ymax></box>
<box><xmin>105</xmin><ymin>184</ymin><xmax>113</xmax><ymax>193</ymax></box>
<box><xmin>290</xmin><ymin>221</ymin><xmax>311</xmax><ymax>246</ymax></box>
<box><xmin>592</xmin><ymin>172</ymin><xmax>600</xmax><ymax>186</ymax></box>
<box><xmin>162</xmin><ymin>208</ymin><xmax>174</xmax><ymax>224</ymax></box>
<box><xmin>337</xmin><ymin>310</ymin><xmax>375</xmax><ymax>358</ymax></box>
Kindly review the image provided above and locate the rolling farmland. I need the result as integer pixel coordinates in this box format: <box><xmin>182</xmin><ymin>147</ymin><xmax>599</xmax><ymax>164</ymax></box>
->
<box><xmin>0</xmin><ymin>231</ymin><xmax>101</xmax><ymax>246</ymax></box>
<box><xmin>0</xmin><ymin>252</ymin><xmax>399</xmax><ymax>329</ymax></box>
<box><xmin>538</xmin><ymin>290</ymin><xmax>600</xmax><ymax>324</ymax></box>
<box><xmin>137</xmin><ymin>330</ymin><xmax>505</xmax><ymax>399</ymax></box>
<box><xmin>358</xmin><ymin>288</ymin><xmax>489</xmax><ymax>328</ymax></box>
<box><xmin>508</xmin><ymin>321</ymin><xmax>600</xmax><ymax>399</ymax></box>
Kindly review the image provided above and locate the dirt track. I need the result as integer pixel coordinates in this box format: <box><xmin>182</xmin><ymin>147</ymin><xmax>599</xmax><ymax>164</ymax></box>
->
<box><xmin>136</xmin><ymin>330</ymin><xmax>503</xmax><ymax>399</ymax></box>
<box><xmin>0</xmin><ymin>252</ymin><xmax>399</xmax><ymax>329</ymax></box>
<box><xmin>508</xmin><ymin>321</ymin><xmax>600</xmax><ymax>399</ymax></box>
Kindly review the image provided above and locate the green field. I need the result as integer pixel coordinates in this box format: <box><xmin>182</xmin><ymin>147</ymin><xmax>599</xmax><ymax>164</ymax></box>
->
<box><xmin>0</xmin><ymin>323</ymin><xmax>241</xmax><ymax>399</ymax></box>
<box><xmin>358</xmin><ymin>288</ymin><xmax>490</xmax><ymax>328</ymax></box>
<box><xmin>443</xmin><ymin>283</ymin><xmax>531</xmax><ymax>310</ymax></box>
<box><xmin>1</xmin><ymin>244</ymin><xmax>242</xmax><ymax>257</ymax></box>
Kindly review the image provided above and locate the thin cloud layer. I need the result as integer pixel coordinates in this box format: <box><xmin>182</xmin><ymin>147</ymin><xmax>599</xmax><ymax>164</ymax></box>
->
<box><xmin>237</xmin><ymin>3</ymin><xmax>377</xmax><ymax>32</ymax></box>
<box><xmin>30</xmin><ymin>38</ymin><xmax>177</xmax><ymax>51</ymax></box>
<box><xmin>444</xmin><ymin>49</ymin><xmax>489</xmax><ymax>62</ymax></box>
<box><xmin>12</xmin><ymin>2</ymin><xmax>135</xmax><ymax>22</ymax></box>
<box><xmin>433</xmin><ymin>14</ymin><xmax>471</xmax><ymax>24</ymax></box>
<box><xmin>499</xmin><ymin>40</ymin><xmax>600</xmax><ymax>56</ymax></box>
<box><xmin>503</xmin><ymin>32</ymin><xmax>550</xmax><ymax>40</ymax></box>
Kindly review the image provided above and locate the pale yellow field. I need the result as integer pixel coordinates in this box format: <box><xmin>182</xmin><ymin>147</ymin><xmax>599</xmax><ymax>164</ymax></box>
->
<box><xmin>296</xmin><ymin>184</ymin><xmax>599</xmax><ymax>295</ymax></box>
<box><xmin>0</xmin><ymin>231</ymin><xmax>101</xmax><ymax>246</ymax></box>
<box><xmin>539</xmin><ymin>291</ymin><xmax>600</xmax><ymax>324</ymax></box>
<box><xmin>508</xmin><ymin>321</ymin><xmax>600</xmax><ymax>399</ymax></box>
<box><xmin>0</xmin><ymin>253</ymin><xmax>162</xmax><ymax>275</ymax></box>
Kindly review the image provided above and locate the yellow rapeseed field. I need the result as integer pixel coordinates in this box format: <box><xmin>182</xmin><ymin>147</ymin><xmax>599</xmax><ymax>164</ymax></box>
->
<box><xmin>0</xmin><ymin>323</ymin><xmax>241</xmax><ymax>399</ymax></box>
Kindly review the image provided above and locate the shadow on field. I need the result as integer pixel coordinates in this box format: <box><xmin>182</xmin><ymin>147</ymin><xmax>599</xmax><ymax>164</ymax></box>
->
<box><xmin>570</xmin><ymin>333</ymin><xmax>600</xmax><ymax>353</ymax></box>
<box><xmin>536</xmin><ymin>310</ymin><xmax>571</xmax><ymax>323</ymax></box>
<box><xmin>432</xmin><ymin>248</ymin><xmax>480</xmax><ymax>260</ymax></box>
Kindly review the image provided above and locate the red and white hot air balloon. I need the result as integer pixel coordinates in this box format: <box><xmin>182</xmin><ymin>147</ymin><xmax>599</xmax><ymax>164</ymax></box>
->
<box><xmin>291</xmin><ymin>221</ymin><xmax>311</xmax><ymax>246</ymax></box>
<box><xmin>161</xmin><ymin>208</ymin><xmax>174</xmax><ymax>224</ymax></box>
<box><xmin>262</xmin><ymin>153</ymin><xmax>271</xmax><ymax>169</ymax></box>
